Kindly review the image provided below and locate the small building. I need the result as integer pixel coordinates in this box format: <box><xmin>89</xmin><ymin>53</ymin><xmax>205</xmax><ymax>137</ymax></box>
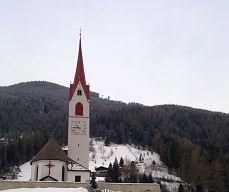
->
<box><xmin>30</xmin><ymin>138</ymin><xmax>90</xmax><ymax>182</ymax></box>
<box><xmin>95</xmin><ymin>166</ymin><xmax>108</xmax><ymax>177</ymax></box>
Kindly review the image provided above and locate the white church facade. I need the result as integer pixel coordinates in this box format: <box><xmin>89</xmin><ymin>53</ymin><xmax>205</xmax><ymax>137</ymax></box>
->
<box><xmin>30</xmin><ymin>35</ymin><xmax>91</xmax><ymax>183</ymax></box>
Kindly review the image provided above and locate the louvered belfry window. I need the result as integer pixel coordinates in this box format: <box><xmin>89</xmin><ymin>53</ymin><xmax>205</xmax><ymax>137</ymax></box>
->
<box><xmin>77</xmin><ymin>89</ymin><xmax>82</xmax><ymax>95</ymax></box>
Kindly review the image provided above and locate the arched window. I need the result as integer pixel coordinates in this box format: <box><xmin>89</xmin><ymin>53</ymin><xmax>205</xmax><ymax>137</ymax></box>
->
<box><xmin>75</xmin><ymin>102</ymin><xmax>83</xmax><ymax>116</ymax></box>
<box><xmin>77</xmin><ymin>89</ymin><xmax>82</xmax><ymax>95</ymax></box>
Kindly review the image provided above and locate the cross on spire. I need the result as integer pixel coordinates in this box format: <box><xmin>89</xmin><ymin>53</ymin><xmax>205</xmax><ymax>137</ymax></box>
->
<box><xmin>45</xmin><ymin>161</ymin><xmax>55</xmax><ymax>175</ymax></box>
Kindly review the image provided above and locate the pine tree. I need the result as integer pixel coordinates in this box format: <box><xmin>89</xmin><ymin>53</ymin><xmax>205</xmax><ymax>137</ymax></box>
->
<box><xmin>112</xmin><ymin>158</ymin><xmax>121</xmax><ymax>182</ymax></box>
<box><xmin>90</xmin><ymin>172</ymin><xmax>98</xmax><ymax>189</ymax></box>
<box><xmin>152</xmin><ymin>160</ymin><xmax>156</xmax><ymax>166</ymax></box>
<box><xmin>105</xmin><ymin>162</ymin><xmax>113</xmax><ymax>182</ymax></box>
<box><xmin>210</xmin><ymin>158</ymin><xmax>226</xmax><ymax>191</ymax></box>
<box><xmin>196</xmin><ymin>184</ymin><xmax>203</xmax><ymax>192</ymax></box>
<box><xmin>129</xmin><ymin>161</ymin><xmax>138</xmax><ymax>183</ymax></box>
<box><xmin>1</xmin><ymin>145</ymin><xmax>7</xmax><ymax>168</ymax></box>
<box><xmin>178</xmin><ymin>183</ymin><xmax>184</xmax><ymax>192</ymax></box>
<box><xmin>119</xmin><ymin>157</ymin><xmax>124</xmax><ymax>167</ymax></box>
<box><xmin>142</xmin><ymin>173</ymin><xmax>148</xmax><ymax>183</ymax></box>
<box><xmin>148</xmin><ymin>173</ymin><xmax>154</xmax><ymax>183</ymax></box>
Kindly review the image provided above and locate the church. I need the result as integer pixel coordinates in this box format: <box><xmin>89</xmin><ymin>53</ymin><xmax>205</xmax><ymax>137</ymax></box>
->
<box><xmin>30</xmin><ymin>35</ymin><xmax>91</xmax><ymax>183</ymax></box>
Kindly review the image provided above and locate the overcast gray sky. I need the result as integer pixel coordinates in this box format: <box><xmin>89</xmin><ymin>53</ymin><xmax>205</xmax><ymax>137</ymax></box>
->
<box><xmin>0</xmin><ymin>0</ymin><xmax>229</xmax><ymax>112</ymax></box>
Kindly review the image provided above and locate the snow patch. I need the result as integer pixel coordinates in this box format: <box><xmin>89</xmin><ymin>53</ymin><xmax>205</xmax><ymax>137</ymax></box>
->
<box><xmin>89</xmin><ymin>139</ymin><xmax>162</xmax><ymax>172</ymax></box>
<box><xmin>16</xmin><ymin>162</ymin><xmax>31</xmax><ymax>181</ymax></box>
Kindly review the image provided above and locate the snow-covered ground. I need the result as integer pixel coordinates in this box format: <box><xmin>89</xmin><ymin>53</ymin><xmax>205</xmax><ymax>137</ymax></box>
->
<box><xmin>16</xmin><ymin>162</ymin><xmax>31</xmax><ymax>181</ymax></box>
<box><xmin>89</xmin><ymin>139</ymin><xmax>181</xmax><ymax>182</ymax></box>
<box><xmin>89</xmin><ymin>139</ymin><xmax>162</xmax><ymax>172</ymax></box>
<box><xmin>0</xmin><ymin>188</ymin><xmax>87</xmax><ymax>192</ymax></box>
<box><xmin>15</xmin><ymin>138</ymin><xmax>180</xmax><ymax>184</ymax></box>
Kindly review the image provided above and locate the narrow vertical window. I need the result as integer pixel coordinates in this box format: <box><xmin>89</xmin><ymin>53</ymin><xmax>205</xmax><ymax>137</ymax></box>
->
<box><xmin>36</xmin><ymin>165</ymin><xmax>39</xmax><ymax>181</ymax></box>
<box><xmin>75</xmin><ymin>102</ymin><xmax>83</xmax><ymax>115</ymax></box>
<box><xmin>62</xmin><ymin>166</ymin><xmax>65</xmax><ymax>181</ymax></box>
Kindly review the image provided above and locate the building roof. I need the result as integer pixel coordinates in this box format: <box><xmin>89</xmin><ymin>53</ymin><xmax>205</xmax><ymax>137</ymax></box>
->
<box><xmin>31</xmin><ymin>138</ymin><xmax>72</xmax><ymax>163</ymax></box>
<box><xmin>69</xmin><ymin>35</ymin><xmax>90</xmax><ymax>101</ymax></box>
<box><xmin>95</xmin><ymin>166</ymin><xmax>108</xmax><ymax>171</ymax></box>
<box><xmin>31</xmin><ymin>138</ymin><xmax>90</xmax><ymax>172</ymax></box>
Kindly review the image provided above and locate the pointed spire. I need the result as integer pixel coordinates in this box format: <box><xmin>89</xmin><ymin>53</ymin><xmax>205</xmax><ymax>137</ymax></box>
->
<box><xmin>73</xmin><ymin>34</ymin><xmax>86</xmax><ymax>86</ymax></box>
<box><xmin>69</xmin><ymin>32</ymin><xmax>90</xmax><ymax>101</ymax></box>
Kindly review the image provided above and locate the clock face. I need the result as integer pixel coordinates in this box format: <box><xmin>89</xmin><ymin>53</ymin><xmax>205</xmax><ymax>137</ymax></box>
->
<box><xmin>71</xmin><ymin>121</ymin><xmax>86</xmax><ymax>135</ymax></box>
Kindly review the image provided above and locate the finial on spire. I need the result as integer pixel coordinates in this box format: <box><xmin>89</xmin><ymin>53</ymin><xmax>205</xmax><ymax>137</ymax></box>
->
<box><xmin>79</xmin><ymin>27</ymin><xmax>82</xmax><ymax>37</ymax></box>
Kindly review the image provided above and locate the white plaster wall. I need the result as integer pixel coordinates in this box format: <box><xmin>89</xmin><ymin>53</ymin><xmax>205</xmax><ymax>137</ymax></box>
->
<box><xmin>31</xmin><ymin>162</ymin><xmax>35</xmax><ymax>181</ymax></box>
<box><xmin>68</xmin><ymin>82</ymin><xmax>90</xmax><ymax>169</ymax></box>
<box><xmin>31</xmin><ymin>160</ymin><xmax>66</xmax><ymax>181</ymax></box>
<box><xmin>67</xmin><ymin>170</ymin><xmax>90</xmax><ymax>183</ymax></box>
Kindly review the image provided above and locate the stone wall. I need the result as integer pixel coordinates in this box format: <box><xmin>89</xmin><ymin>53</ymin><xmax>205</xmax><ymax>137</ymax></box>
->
<box><xmin>98</xmin><ymin>182</ymin><xmax>161</xmax><ymax>192</ymax></box>
<box><xmin>0</xmin><ymin>181</ymin><xmax>88</xmax><ymax>191</ymax></box>
<box><xmin>0</xmin><ymin>181</ymin><xmax>161</xmax><ymax>192</ymax></box>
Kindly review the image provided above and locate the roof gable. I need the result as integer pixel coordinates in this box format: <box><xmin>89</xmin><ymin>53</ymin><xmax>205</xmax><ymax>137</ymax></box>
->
<box><xmin>31</xmin><ymin>138</ymin><xmax>71</xmax><ymax>163</ymax></box>
<box><xmin>40</xmin><ymin>175</ymin><xmax>58</xmax><ymax>181</ymax></box>
<box><xmin>67</xmin><ymin>161</ymin><xmax>90</xmax><ymax>171</ymax></box>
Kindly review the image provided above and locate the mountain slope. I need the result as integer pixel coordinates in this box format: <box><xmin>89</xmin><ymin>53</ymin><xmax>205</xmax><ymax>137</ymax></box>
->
<box><xmin>0</xmin><ymin>81</ymin><xmax>228</xmax><ymax>191</ymax></box>
<box><xmin>0</xmin><ymin>81</ymin><xmax>125</xmax><ymax>139</ymax></box>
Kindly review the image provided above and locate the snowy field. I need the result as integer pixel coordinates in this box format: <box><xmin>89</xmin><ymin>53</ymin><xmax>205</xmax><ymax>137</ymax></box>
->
<box><xmin>89</xmin><ymin>139</ymin><xmax>162</xmax><ymax>172</ymax></box>
<box><xmin>89</xmin><ymin>139</ymin><xmax>180</xmax><ymax>182</ymax></box>
<box><xmin>0</xmin><ymin>188</ymin><xmax>88</xmax><ymax>192</ymax></box>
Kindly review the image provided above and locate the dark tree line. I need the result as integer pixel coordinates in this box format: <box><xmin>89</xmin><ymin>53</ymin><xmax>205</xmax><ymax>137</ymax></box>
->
<box><xmin>105</xmin><ymin>158</ymin><xmax>154</xmax><ymax>184</ymax></box>
<box><xmin>0</xmin><ymin>130</ymin><xmax>47</xmax><ymax>176</ymax></box>
<box><xmin>105</xmin><ymin>158</ymin><xmax>122</xmax><ymax>182</ymax></box>
<box><xmin>91</xmin><ymin>105</ymin><xmax>229</xmax><ymax>191</ymax></box>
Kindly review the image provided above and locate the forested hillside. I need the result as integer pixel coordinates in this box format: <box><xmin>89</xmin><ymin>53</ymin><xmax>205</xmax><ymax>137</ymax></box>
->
<box><xmin>0</xmin><ymin>81</ymin><xmax>228</xmax><ymax>191</ymax></box>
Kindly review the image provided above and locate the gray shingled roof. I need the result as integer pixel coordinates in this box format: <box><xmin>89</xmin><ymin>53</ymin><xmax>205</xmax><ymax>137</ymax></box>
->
<box><xmin>31</xmin><ymin>138</ymin><xmax>72</xmax><ymax>163</ymax></box>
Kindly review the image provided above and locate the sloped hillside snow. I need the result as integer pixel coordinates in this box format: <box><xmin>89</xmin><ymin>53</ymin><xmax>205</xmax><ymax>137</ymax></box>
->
<box><xmin>89</xmin><ymin>139</ymin><xmax>162</xmax><ymax>172</ymax></box>
<box><xmin>89</xmin><ymin>139</ymin><xmax>181</xmax><ymax>182</ymax></box>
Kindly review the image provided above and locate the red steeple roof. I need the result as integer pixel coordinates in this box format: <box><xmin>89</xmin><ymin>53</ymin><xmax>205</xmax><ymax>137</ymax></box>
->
<box><xmin>69</xmin><ymin>35</ymin><xmax>90</xmax><ymax>101</ymax></box>
<box><xmin>74</xmin><ymin>37</ymin><xmax>86</xmax><ymax>86</ymax></box>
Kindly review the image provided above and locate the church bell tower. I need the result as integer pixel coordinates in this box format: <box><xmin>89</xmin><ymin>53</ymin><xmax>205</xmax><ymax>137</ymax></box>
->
<box><xmin>68</xmin><ymin>34</ymin><xmax>90</xmax><ymax>169</ymax></box>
